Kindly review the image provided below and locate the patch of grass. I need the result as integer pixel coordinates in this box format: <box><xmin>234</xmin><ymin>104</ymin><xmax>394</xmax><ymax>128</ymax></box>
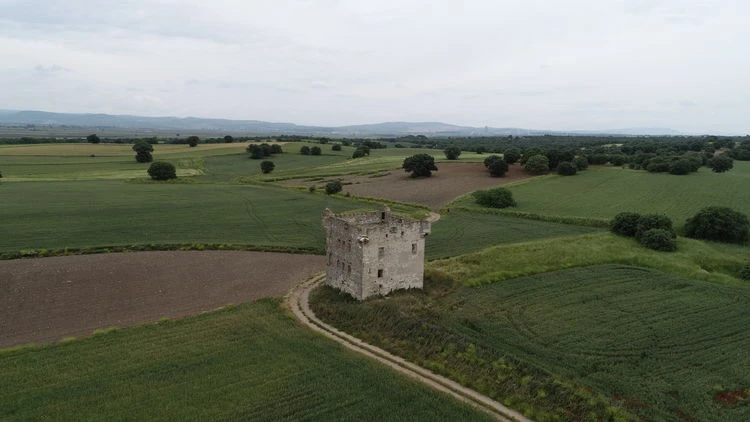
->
<box><xmin>0</xmin><ymin>299</ymin><xmax>491</xmax><ymax>421</ymax></box>
<box><xmin>0</xmin><ymin>180</ymin><xmax>422</xmax><ymax>254</ymax></box>
<box><xmin>471</xmin><ymin>164</ymin><xmax>750</xmax><ymax>229</ymax></box>
<box><xmin>429</xmin><ymin>232</ymin><xmax>748</xmax><ymax>286</ymax></box>
<box><xmin>312</xmin><ymin>265</ymin><xmax>750</xmax><ymax>421</ymax></box>
<box><xmin>427</xmin><ymin>211</ymin><xmax>602</xmax><ymax>259</ymax></box>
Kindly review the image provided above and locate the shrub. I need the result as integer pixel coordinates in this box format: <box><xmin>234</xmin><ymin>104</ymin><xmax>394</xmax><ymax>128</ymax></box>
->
<box><xmin>331</xmin><ymin>144</ymin><xmax>342</xmax><ymax>151</ymax></box>
<box><xmin>610</xmin><ymin>212</ymin><xmax>642</xmax><ymax>237</ymax></box>
<box><xmin>186</xmin><ymin>136</ymin><xmax>200</xmax><ymax>147</ymax></box>
<box><xmin>573</xmin><ymin>156</ymin><xmax>589</xmax><ymax>170</ymax></box>
<box><xmin>472</xmin><ymin>187</ymin><xmax>516</xmax><ymax>209</ymax></box>
<box><xmin>308</xmin><ymin>185</ymin><xmax>316</xmax><ymax>193</ymax></box>
<box><xmin>325</xmin><ymin>180</ymin><xmax>342</xmax><ymax>195</ymax></box>
<box><xmin>483</xmin><ymin>155</ymin><xmax>502</xmax><ymax>168</ymax></box>
<box><xmin>86</xmin><ymin>134</ymin><xmax>100</xmax><ymax>144</ymax></box>
<box><xmin>223</xmin><ymin>135</ymin><xmax>234</xmax><ymax>143</ymax></box>
<box><xmin>269</xmin><ymin>144</ymin><xmax>283</xmax><ymax>154</ymax></box>
<box><xmin>300</xmin><ymin>146</ymin><xmax>311</xmax><ymax>155</ymax></box>
<box><xmin>444</xmin><ymin>146</ymin><xmax>461</xmax><ymax>160</ymax></box>
<box><xmin>639</xmin><ymin>228</ymin><xmax>677</xmax><ymax>252</ymax></box>
<box><xmin>636</xmin><ymin>214</ymin><xmax>675</xmax><ymax>240</ymax></box>
<box><xmin>132</xmin><ymin>140</ymin><xmax>154</xmax><ymax>163</ymax></box>
<box><xmin>352</xmin><ymin>148</ymin><xmax>366</xmax><ymax>159</ymax></box>
<box><xmin>475</xmin><ymin>146</ymin><xmax>487</xmax><ymax>154</ymax></box>
<box><xmin>135</xmin><ymin>151</ymin><xmax>153</xmax><ymax>163</ymax></box>
<box><xmin>260</xmin><ymin>160</ymin><xmax>275</xmax><ymax>174</ymax></box>
<box><xmin>684</xmin><ymin>206</ymin><xmax>749</xmax><ymax>244</ymax></box>
<box><xmin>668</xmin><ymin>159</ymin><xmax>693</xmax><ymax>175</ymax></box>
<box><xmin>487</xmin><ymin>159</ymin><xmax>508</xmax><ymax>177</ymax></box>
<box><xmin>403</xmin><ymin>154</ymin><xmax>438</xmax><ymax>178</ymax></box>
<box><xmin>247</xmin><ymin>144</ymin><xmax>264</xmax><ymax>159</ymax></box>
<box><xmin>740</xmin><ymin>262</ymin><xmax>750</xmax><ymax>280</ymax></box>
<box><xmin>310</xmin><ymin>146</ymin><xmax>322</xmax><ymax>156</ymax></box>
<box><xmin>503</xmin><ymin>148</ymin><xmax>521</xmax><ymax>164</ymax></box>
<box><xmin>557</xmin><ymin>161</ymin><xmax>577</xmax><ymax>176</ymax></box>
<box><xmin>710</xmin><ymin>155</ymin><xmax>734</xmax><ymax>173</ymax></box>
<box><xmin>524</xmin><ymin>154</ymin><xmax>549</xmax><ymax>174</ymax></box>
<box><xmin>147</xmin><ymin>161</ymin><xmax>177</xmax><ymax>180</ymax></box>
<box><xmin>609</xmin><ymin>155</ymin><xmax>627</xmax><ymax>166</ymax></box>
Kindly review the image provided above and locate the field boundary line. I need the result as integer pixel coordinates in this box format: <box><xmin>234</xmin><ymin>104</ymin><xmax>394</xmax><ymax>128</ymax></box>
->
<box><xmin>286</xmin><ymin>274</ymin><xmax>531</xmax><ymax>422</ymax></box>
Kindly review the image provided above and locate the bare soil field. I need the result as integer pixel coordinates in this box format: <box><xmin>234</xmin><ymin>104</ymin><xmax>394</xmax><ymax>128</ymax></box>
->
<box><xmin>0</xmin><ymin>251</ymin><xmax>324</xmax><ymax>349</ymax></box>
<box><xmin>280</xmin><ymin>162</ymin><xmax>534</xmax><ymax>209</ymax></box>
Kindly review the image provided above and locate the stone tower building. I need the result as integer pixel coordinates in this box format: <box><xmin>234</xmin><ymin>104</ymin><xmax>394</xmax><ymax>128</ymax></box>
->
<box><xmin>322</xmin><ymin>207</ymin><xmax>431</xmax><ymax>300</ymax></box>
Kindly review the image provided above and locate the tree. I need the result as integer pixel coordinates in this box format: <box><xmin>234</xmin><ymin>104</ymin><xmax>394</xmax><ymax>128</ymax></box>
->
<box><xmin>524</xmin><ymin>154</ymin><xmax>549</xmax><ymax>174</ymax></box>
<box><xmin>635</xmin><ymin>214</ymin><xmax>675</xmax><ymax>240</ymax></box>
<box><xmin>300</xmin><ymin>146</ymin><xmax>311</xmax><ymax>155</ymax></box>
<box><xmin>483</xmin><ymin>155</ymin><xmax>502</xmax><ymax>168</ymax></box>
<box><xmin>352</xmin><ymin>148</ymin><xmax>366</xmax><ymax>159</ymax></box>
<box><xmin>332</xmin><ymin>144</ymin><xmax>342</xmax><ymax>151</ymax></box>
<box><xmin>573</xmin><ymin>156</ymin><xmax>589</xmax><ymax>170</ymax></box>
<box><xmin>132</xmin><ymin>140</ymin><xmax>153</xmax><ymax>163</ymax></box>
<box><xmin>503</xmin><ymin>148</ymin><xmax>521</xmax><ymax>164</ymax></box>
<box><xmin>325</xmin><ymin>180</ymin><xmax>342</xmax><ymax>195</ymax></box>
<box><xmin>668</xmin><ymin>159</ymin><xmax>693</xmax><ymax>175</ymax></box>
<box><xmin>639</xmin><ymin>229</ymin><xmax>677</xmax><ymax>252</ymax></box>
<box><xmin>247</xmin><ymin>144</ymin><xmax>264</xmax><ymax>159</ymax></box>
<box><xmin>475</xmin><ymin>146</ymin><xmax>487</xmax><ymax>154</ymax></box>
<box><xmin>557</xmin><ymin>161</ymin><xmax>577</xmax><ymax>176</ymax></box>
<box><xmin>685</xmin><ymin>206</ymin><xmax>749</xmax><ymax>244</ymax></box>
<box><xmin>147</xmin><ymin>161</ymin><xmax>176</xmax><ymax>180</ymax></box>
<box><xmin>487</xmin><ymin>159</ymin><xmax>509</xmax><ymax>177</ymax></box>
<box><xmin>472</xmin><ymin>187</ymin><xmax>516</xmax><ymax>208</ymax></box>
<box><xmin>269</xmin><ymin>144</ymin><xmax>283</xmax><ymax>154</ymax></box>
<box><xmin>403</xmin><ymin>154</ymin><xmax>438</xmax><ymax>178</ymax></box>
<box><xmin>444</xmin><ymin>146</ymin><xmax>461</xmax><ymax>160</ymax></box>
<box><xmin>87</xmin><ymin>134</ymin><xmax>101</xmax><ymax>144</ymax></box>
<box><xmin>611</xmin><ymin>212</ymin><xmax>641</xmax><ymax>237</ymax></box>
<box><xmin>223</xmin><ymin>135</ymin><xmax>234</xmax><ymax>143</ymax></box>
<box><xmin>710</xmin><ymin>155</ymin><xmax>734</xmax><ymax>173</ymax></box>
<box><xmin>260</xmin><ymin>160</ymin><xmax>275</xmax><ymax>174</ymax></box>
<box><xmin>186</xmin><ymin>136</ymin><xmax>199</xmax><ymax>147</ymax></box>
<box><xmin>311</xmin><ymin>146</ymin><xmax>322</xmax><ymax>156</ymax></box>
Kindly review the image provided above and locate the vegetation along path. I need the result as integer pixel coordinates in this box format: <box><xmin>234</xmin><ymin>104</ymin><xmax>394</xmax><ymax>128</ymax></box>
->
<box><xmin>286</xmin><ymin>274</ymin><xmax>531</xmax><ymax>422</ymax></box>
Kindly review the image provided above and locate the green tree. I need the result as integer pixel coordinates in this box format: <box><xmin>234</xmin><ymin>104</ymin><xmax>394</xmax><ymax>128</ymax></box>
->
<box><xmin>710</xmin><ymin>155</ymin><xmax>734</xmax><ymax>173</ymax></box>
<box><xmin>325</xmin><ymin>180</ymin><xmax>342</xmax><ymax>195</ymax></box>
<box><xmin>147</xmin><ymin>161</ymin><xmax>176</xmax><ymax>180</ymax></box>
<box><xmin>557</xmin><ymin>161</ymin><xmax>577</xmax><ymax>176</ymax></box>
<box><xmin>487</xmin><ymin>159</ymin><xmax>509</xmax><ymax>177</ymax></box>
<box><xmin>332</xmin><ymin>144</ymin><xmax>342</xmax><ymax>151</ymax></box>
<box><xmin>247</xmin><ymin>144</ymin><xmax>264</xmax><ymax>159</ymax></box>
<box><xmin>472</xmin><ymin>187</ymin><xmax>516</xmax><ymax>208</ymax></box>
<box><xmin>503</xmin><ymin>148</ymin><xmax>521</xmax><ymax>164</ymax></box>
<box><xmin>132</xmin><ymin>140</ymin><xmax>154</xmax><ymax>163</ymax></box>
<box><xmin>311</xmin><ymin>146</ymin><xmax>322</xmax><ymax>156</ymax></box>
<box><xmin>260</xmin><ymin>160</ymin><xmax>275</xmax><ymax>174</ymax></box>
<box><xmin>524</xmin><ymin>155</ymin><xmax>549</xmax><ymax>174</ymax></box>
<box><xmin>269</xmin><ymin>144</ymin><xmax>283</xmax><ymax>154</ymax></box>
<box><xmin>668</xmin><ymin>159</ymin><xmax>693</xmax><ymax>175</ymax></box>
<box><xmin>636</xmin><ymin>214</ymin><xmax>675</xmax><ymax>240</ymax></box>
<box><xmin>573</xmin><ymin>156</ymin><xmax>589</xmax><ymax>170</ymax></box>
<box><xmin>403</xmin><ymin>154</ymin><xmax>438</xmax><ymax>178</ymax></box>
<box><xmin>475</xmin><ymin>146</ymin><xmax>487</xmax><ymax>154</ymax></box>
<box><xmin>223</xmin><ymin>135</ymin><xmax>234</xmax><ymax>143</ymax></box>
<box><xmin>444</xmin><ymin>146</ymin><xmax>462</xmax><ymax>160</ymax></box>
<box><xmin>86</xmin><ymin>134</ymin><xmax>101</xmax><ymax>144</ymax></box>
<box><xmin>685</xmin><ymin>206</ymin><xmax>749</xmax><ymax>244</ymax></box>
<box><xmin>352</xmin><ymin>148</ymin><xmax>366</xmax><ymax>159</ymax></box>
<box><xmin>300</xmin><ymin>146</ymin><xmax>311</xmax><ymax>155</ymax></box>
<box><xmin>639</xmin><ymin>229</ymin><xmax>677</xmax><ymax>252</ymax></box>
<box><xmin>610</xmin><ymin>212</ymin><xmax>641</xmax><ymax>237</ymax></box>
<box><xmin>186</xmin><ymin>136</ymin><xmax>199</xmax><ymax>147</ymax></box>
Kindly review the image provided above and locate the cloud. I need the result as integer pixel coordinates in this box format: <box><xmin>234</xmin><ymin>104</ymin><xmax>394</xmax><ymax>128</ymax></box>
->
<box><xmin>33</xmin><ymin>64</ymin><xmax>71</xmax><ymax>73</ymax></box>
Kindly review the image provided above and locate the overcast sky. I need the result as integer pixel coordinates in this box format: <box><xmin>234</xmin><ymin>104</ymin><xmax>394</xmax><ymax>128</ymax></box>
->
<box><xmin>0</xmin><ymin>0</ymin><xmax>748</xmax><ymax>134</ymax></box>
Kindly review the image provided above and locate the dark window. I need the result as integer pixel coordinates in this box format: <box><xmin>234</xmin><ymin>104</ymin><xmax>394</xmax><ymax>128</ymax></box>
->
<box><xmin>377</xmin><ymin>269</ymin><xmax>383</xmax><ymax>278</ymax></box>
<box><xmin>412</xmin><ymin>243</ymin><xmax>417</xmax><ymax>254</ymax></box>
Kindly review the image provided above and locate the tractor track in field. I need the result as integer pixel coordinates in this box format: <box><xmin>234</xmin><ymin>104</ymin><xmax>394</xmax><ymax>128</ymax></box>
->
<box><xmin>286</xmin><ymin>274</ymin><xmax>531</xmax><ymax>422</ymax></box>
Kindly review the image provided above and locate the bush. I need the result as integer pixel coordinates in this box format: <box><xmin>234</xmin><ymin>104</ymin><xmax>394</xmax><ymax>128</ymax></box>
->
<box><xmin>87</xmin><ymin>134</ymin><xmax>100</xmax><ymax>144</ymax></box>
<box><xmin>260</xmin><ymin>160</ymin><xmax>275</xmax><ymax>174</ymax></box>
<box><xmin>135</xmin><ymin>151</ymin><xmax>153</xmax><ymax>163</ymax></box>
<box><xmin>147</xmin><ymin>161</ymin><xmax>177</xmax><ymax>180</ymax></box>
<box><xmin>270</xmin><ymin>144</ymin><xmax>283</xmax><ymax>154</ymax></box>
<box><xmin>300</xmin><ymin>146</ymin><xmax>311</xmax><ymax>155</ymax></box>
<box><xmin>403</xmin><ymin>154</ymin><xmax>438</xmax><ymax>178</ymax></box>
<box><xmin>352</xmin><ymin>148</ymin><xmax>366</xmax><ymax>159</ymax></box>
<box><xmin>573</xmin><ymin>156</ymin><xmax>589</xmax><ymax>170</ymax></box>
<box><xmin>332</xmin><ymin>144</ymin><xmax>342</xmax><ymax>151</ymax></box>
<box><xmin>740</xmin><ymin>262</ymin><xmax>750</xmax><ymax>280</ymax></box>
<box><xmin>487</xmin><ymin>159</ymin><xmax>509</xmax><ymax>177</ymax></box>
<box><xmin>710</xmin><ymin>155</ymin><xmax>734</xmax><ymax>173</ymax></box>
<box><xmin>483</xmin><ymin>155</ymin><xmax>502</xmax><ymax>168</ymax></box>
<box><xmin>668</xmin><ymin>159</ymin><xmax>693</xmax><ymax>175</ymax></box>
<box><xmin>611</xmin><ymin>212</ymin><xmax>641</xmax><ymax>237</ymax></box>
<box><xmin>472</xmin><ymin>187</ymin><xmax>516</xmax><ymax>209</ymax></box>
<box><xmin>557</xmin><ymin>161</ymin><xmax>577</xmax><ymax>176</ymax></box>
<box><xmin>186</xmin><ymin>136</ymin><xmax>199</xmax><ymax>147</ymax></box>
<box><xmin>646</xmin><ymin>160</ymin><xmax>670</xmax><ymax>173</ymax></box>
<box><xmin>310</xmin><ymin>146</ymin><xmax>322</xmax><ymax>156</ymax></box>
<box><xmin>639</xmin><ymin>228</ymin><xmax>677</xmax><ymax>252</ymax></box>
<box><xmin>636</xmin><ymin>214</ymin><xmax>675</xmax><ymax>240</ymax></box>
<box><xmin>503</xmin><ymin>148</ymin><xmax>521</xmax><ymax>164</ymax></box>
<box><xmin>132</xmin><ymin>140</ymin><xmax>154</xmax><ymax>163</ymax></box>
<box><xmin>247</xmin><ymin>144</ymin><xmax>264</xmax><ymax>159</ymax></box>
<box><xmin>325</xmin><ymin>180</ymin><xmax>342</xmax><ymax>195</ymax></box>
<box><xmin>524</xmin><ymin>154</ymin><xmax>549</xmax><ymax>174</ymax></box>
<box><xmin>444</xmin><ymin>146</ymin><xmax>461</xmax><ymax>160</ymax></box>
<box><xmin>685</xmin><ymin>206</ymin><xmax>749</xmax><ymax>244</ymax></box>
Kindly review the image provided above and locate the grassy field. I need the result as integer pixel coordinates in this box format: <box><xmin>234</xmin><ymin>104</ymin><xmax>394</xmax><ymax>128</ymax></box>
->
<box><xmin>311</xmin><ymin>265</ymin><xmax>750</xmax><ymax>421</ymax></box>
<box><xmin>426</xmin><ymin>211</ymin><xmax>601</xmax><ymax>260</ymax></box>
<box><xmin>0</xmin><ymin>181</ymin><xmax>420</xmax><ymax>254</ymax></box>
<box><xmin>450</xmin><ymin>163</ymin><xmax>750</xmax><ymax>229</ymax></box>
<box><xmin>0</xmin><ymin>299</ymin><xmax>491</xmax><ymax>421</ymax></box>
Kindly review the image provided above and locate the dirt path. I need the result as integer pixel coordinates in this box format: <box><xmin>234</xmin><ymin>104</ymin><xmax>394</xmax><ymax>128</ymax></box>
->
<box><xmin>0</xmin><ymin>251</ymin><xmax>324</xmax><ymax>349</ymax></box>
<box><xmin>286</xmin><ymin>274</ymin><xmax>531</xmax><ymax>422</ymax></box>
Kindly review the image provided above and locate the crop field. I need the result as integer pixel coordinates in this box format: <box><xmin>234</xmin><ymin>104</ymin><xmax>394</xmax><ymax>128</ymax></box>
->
<box><xmin>426</xmin><ymin>211</ymin><xmax>600</xmax><ymax>260</ymax></box>
<box><xmin>0</xmin><ymin>299</ymin><xmax>491</xmax><ymax>421</ymax></box>
<box><xmin>455</xmin><ymin>163</ymin><xmax>750</xmax><ymax>229</ymax></box>
<box><xmin>311</xmin><ymin>265</ymin><xmax>750</xmax><ymax>421</ymax></box>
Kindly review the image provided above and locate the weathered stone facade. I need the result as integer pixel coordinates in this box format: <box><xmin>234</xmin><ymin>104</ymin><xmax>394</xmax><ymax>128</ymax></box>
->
<box><xmin>322</xmin><ymin>207</ymin><xmax>431</xmax><ymax>300</ymax></box>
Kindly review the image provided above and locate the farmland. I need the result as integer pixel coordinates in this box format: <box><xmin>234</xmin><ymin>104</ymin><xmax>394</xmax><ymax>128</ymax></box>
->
<box><xmin>448</xmin><ymin>163</ymin><xmax>750</xmax><ymax>229</ymax></box>
<box><xmin>0</xmin><ymin>299</ymin><xmax>492</xmax><ymax>421</ymax></box>
<box><xmin>311</xmin><ymin>264</ymin><xmax>750</xmax><ymax>421</ymax></box>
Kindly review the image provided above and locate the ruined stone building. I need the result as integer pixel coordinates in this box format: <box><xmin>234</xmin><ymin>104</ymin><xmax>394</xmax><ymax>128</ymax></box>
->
<box><xmin>322</xmin><ymin>207</ymin><xmax>431</xmax><ymax>300</ymax></box>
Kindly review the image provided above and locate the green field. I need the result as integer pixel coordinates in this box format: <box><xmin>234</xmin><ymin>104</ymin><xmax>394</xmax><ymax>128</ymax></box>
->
<box><xmin>311</xmin><ymin>265</ymin><xmax>750</xmax><ymax>421</ymax></box>
<box><xmin>0</xmin><ymin>299</ymin><xmax>491</xmax><ymax>421</ymax></box>
<box><xmin>453</xmin><ymin>163</ymin><xmax>750</xmax><ymax>229</ymax></box>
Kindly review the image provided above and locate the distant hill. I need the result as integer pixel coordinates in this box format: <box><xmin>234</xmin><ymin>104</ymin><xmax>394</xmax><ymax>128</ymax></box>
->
<box><xmin>0</xmin><ymin>110</ymin><xmax>686</xmax><ymax>137</ymax></box>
